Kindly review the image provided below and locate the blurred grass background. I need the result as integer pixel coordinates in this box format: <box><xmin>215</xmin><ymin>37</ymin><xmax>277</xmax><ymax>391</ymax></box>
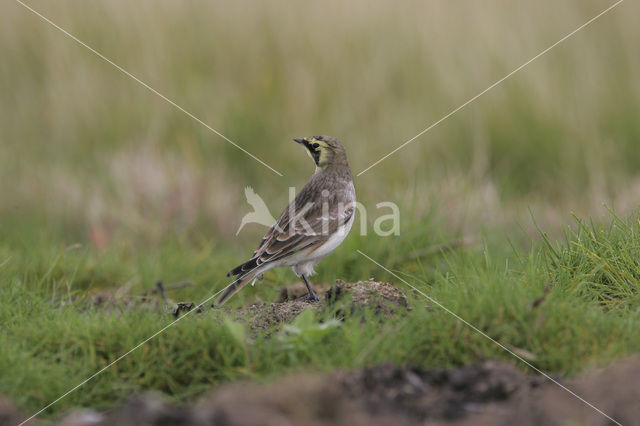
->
<box><xmin>2</xmin><ymin>0</ymin><xmax>640</xmax><ymax>418</ymax></box>
<box><xmin>2</xmin><ymin>0</ymin><xmax>639</xmax><ymax>247</ymax></box>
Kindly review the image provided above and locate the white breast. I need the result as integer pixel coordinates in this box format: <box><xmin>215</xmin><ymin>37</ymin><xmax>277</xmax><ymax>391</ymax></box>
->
<box><xmin>307</xmin><ymin>213</ymin><xmax>355</xmax><ymax>260</ymax></box>
<box><xmin>288</xmin><ymin>181</ymin><xmax>356</xmax><ymax>277</ymax></box>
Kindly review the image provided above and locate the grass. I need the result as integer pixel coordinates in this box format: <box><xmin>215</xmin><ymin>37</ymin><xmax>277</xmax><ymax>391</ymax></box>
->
<box><xmin>3</xmin><ymin>0</ymin><xmax>640</xmax><ymax>240</ymax></box>
<box><xmin>1</xmin><ymin>0</ymin><xmax>640</xmax><ymax>420</ymax></box>
<box><xmin>545</xmin><ymin>212</ymin><xmax>640</xmax><ymax>310</ymax></box>
<box><xmin>1</xmin><ymin>212</ymin><xmax>640</xmax><ymax>418</ymax></box>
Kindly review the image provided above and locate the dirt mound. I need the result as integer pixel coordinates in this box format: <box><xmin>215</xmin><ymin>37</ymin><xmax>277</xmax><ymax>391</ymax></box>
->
<box><xmin>495</xmin><ymin>355</ymin><xmax>640</xmax><ymax>426</ymax></box>
<box><xmin>55</xmin><ymin>362</ymin><xmax>529</xmax><ymax>426</ymax></box>
<box><xmin>236</xmin><ymin>280</ymin><xmax>409</xmax><ymax>332</ymax></box>
<box><xmin>0</xmin><ymin>397</ymin><xmax>27</xmax><ymax>426</ymax></box>
<box><xmin>39</xmin><ymin>356</ymin><xmax>640</xmax><ymax>425</ymax></box>
<box><xmin>339</xmin><ymin>361</ymin><xmax>539</xmax><ymax>422</ymax></box>
<box><xmin>23</xmin><ymin>357</ymin><xmax>640</xmax><ymax>426</ymax></box>
<box><xmin>193</xmin><ymin>374</ymin><xmax>396</xmax><ymax>426</ymax></box>
<box><xmin>277</xmin><ymin>279</ymin><xmax>408</xmax><ymax>309</ymax></box>
<box><xmin>326</xmin><ymin>279</ymin><xmax>409</xmax><ymax>313</ymax></box>
<box><xmin>239</xmin><ymin>300</ymin><xmax>316</xmax><ymax>332</ymax></box>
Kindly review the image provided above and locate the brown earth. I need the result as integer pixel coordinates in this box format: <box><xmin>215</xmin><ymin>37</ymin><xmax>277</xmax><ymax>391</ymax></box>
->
<box><xmin>234</xmin><ymin>279</ymin><xmax>410</xmax><ymax>333</ymax></box>
<box><xmin>5</xmin><ymin>357</ymin><xmax>636</xmax><ymax>426</ymax></box>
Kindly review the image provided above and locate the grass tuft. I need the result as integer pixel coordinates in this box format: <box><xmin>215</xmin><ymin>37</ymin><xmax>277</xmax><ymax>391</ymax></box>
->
<box><xmin>545</xmin><ymin>211</ymin><xmax>640</xmax><ymax>310</ymax></box>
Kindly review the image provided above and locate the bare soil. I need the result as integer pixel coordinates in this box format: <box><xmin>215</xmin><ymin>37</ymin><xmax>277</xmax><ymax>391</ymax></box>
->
<box><xmin>3</xmin><ymin>357</ymin><xmax>634</xmax><ymax>426</ymax></box>
<box><xmin>235</xmin><ymin>279</ymin><xmax>410</xmax><ymax>333</ymax></box>
<box><xmin>72</xmin><ymin>279</ymin><xmax>410</xmax><ymax>328</ymax></box>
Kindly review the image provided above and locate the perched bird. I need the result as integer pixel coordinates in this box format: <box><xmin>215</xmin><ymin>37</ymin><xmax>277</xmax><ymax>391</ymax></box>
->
<box><xmin>218</xmin><ymin>135</ymin><xmax>356</xmax><ymax>305</ymax></box>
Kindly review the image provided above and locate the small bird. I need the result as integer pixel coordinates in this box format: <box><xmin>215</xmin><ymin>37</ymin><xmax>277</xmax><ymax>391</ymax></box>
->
<box><xmin>218</xmin><ymin>135</ymin><xmax>356</xmax><ymax>305</ymax></box>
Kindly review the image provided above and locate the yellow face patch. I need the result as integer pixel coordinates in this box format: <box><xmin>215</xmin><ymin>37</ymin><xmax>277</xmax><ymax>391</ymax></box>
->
<box><xmin>316</xmin><ymin>141</ymin><xmax>332</xmax><ymax>168</ymax></box>
<box><xmin>297</xmin><ymin>137</ymin><xmax>334</xmax><ymax>171</ymax></box>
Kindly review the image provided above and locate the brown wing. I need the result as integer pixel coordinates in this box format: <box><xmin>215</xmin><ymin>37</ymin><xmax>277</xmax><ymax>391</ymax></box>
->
<box><xmin>250</xmin><ymin>180</ymin><xmax>353</xmax><ymax>269</ymax></box>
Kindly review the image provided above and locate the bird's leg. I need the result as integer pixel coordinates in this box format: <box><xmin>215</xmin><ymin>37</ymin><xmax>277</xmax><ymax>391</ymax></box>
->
<box><xmin>301</xmin><ymin>275</ymin><xmax>320</xmax><ymax>302</ymax></box>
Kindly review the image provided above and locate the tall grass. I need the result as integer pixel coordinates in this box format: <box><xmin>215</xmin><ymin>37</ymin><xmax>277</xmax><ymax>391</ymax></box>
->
<box><xmin>544</xmin><ymin>212</ymin><xmax>640</xmax><ymax>310</ymax></box>
<box><xmin>1</xmin><ymin>0</ymin><xmax>639</xmax><ymax>244</ymax></box>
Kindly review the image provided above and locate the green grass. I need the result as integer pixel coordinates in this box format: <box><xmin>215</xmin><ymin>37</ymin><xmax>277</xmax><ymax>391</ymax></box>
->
<box><xmin>3</xmin><ymin>0</ymin><xmax>640</xmax><ymax>240</ymax></box>
<box><xmin>2</xmin><ymin>0</ymin><xmax>640</xmax><ymax>420</ymax></box>
<box><xmin>544</xmin><ymin>212</ymin><xmax>640</xmax><ymax>310</ymax></box>
<box><xmin>1</xmin><ymin>211</ymin><xmax>640</xmax><ymax>417</ymax></box>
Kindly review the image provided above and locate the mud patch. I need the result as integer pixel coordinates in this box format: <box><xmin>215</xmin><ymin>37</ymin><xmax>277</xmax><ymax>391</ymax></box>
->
<box><xmin>339</xmin><ymin>361</ymin><xmax>539</xmax><ymax>422</ymax></box>
<box><xmin>42</xmin><ymin>357</ymin><xmax>640</xmax><ymax>425</ymax></box>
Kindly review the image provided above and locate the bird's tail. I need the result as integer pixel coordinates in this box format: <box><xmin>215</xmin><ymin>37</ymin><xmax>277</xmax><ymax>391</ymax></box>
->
<box><xmin>217</xmin><ymin>260</ymin><xmax>260</xmax><ymax>306</ymax></box>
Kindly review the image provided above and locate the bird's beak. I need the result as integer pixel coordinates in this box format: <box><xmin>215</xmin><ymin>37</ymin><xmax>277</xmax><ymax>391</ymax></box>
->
<box><xmin>293</xmin><ymin>137</ymin><xmax>306</xmax><ymax>144</ymax></box>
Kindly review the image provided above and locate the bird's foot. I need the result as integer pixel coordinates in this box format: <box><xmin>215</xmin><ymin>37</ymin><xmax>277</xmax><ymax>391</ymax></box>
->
<box><xmin>301</xmin><ymin>275</ymin><xmax>321</xmax><ymax>303</ymax></box>
<box><xmin>306</xmin><ymin>292</ymin><xmax>321</xmax><ymax>303</ymax></box>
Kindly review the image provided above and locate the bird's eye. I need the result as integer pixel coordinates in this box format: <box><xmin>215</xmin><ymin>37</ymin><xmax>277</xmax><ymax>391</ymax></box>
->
<box><xmin>312</xmin><ymin>143</ymin><xmax>320</xmax><ymax>149</ymax></box>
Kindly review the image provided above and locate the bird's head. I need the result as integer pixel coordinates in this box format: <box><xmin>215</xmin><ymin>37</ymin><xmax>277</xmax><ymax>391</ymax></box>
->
<box><xmin>293</xmin><ymin>135</ymin><xmax>348</xmax><ymax>172</ymax></box>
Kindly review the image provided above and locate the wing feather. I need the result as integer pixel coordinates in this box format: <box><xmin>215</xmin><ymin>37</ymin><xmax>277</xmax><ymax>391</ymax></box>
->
<box><xmin>230</xmin><ymin>175</ymin><xmax>355</xmax><ymax>276</ymax></box>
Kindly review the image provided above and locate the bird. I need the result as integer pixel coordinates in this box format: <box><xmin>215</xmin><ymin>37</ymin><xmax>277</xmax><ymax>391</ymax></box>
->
<box><xmin>235</xmin><ymin>186</ymin><xmax>277</xmax><ymax>236</ymax></box>
<box><xmin>218</xmin><ymin>135</ymin><xmax>356</xmax><ymax>305</ymax></box>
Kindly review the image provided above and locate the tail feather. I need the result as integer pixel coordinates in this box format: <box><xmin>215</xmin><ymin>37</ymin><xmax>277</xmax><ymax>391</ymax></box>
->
<box><xmin>226</xmin><ymin>258</ymin><xmax>259</xmax><ymax>278</ymax></box>
<box><xmin>217</xmin><ymin>270</ymin><xmax>257</xmax><ymax>306</ymax></box>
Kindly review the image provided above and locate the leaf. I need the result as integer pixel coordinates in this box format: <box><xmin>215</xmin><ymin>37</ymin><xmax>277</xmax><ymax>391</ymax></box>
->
<box><xmin>224</xmin><ymin>318</ymin><xmax>246</xmax><ymax>347</ymax></box>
